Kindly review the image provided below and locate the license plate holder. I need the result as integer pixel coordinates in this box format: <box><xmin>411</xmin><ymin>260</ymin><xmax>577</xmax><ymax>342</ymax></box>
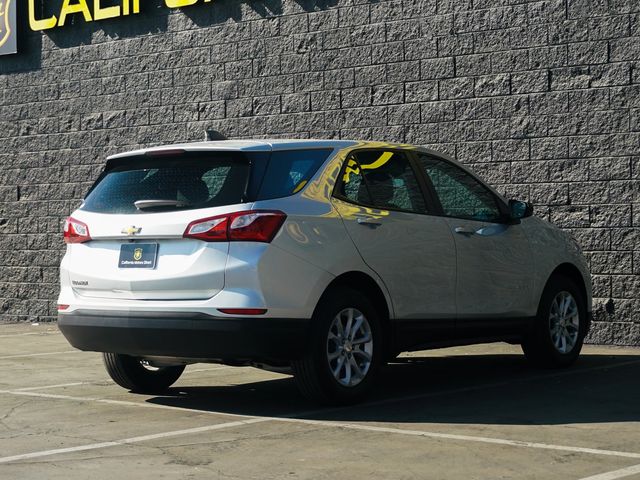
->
<box><xmin>118</xmin><ymin>243</ymin><xmax>158</xmax><ymax>269</ymax></box>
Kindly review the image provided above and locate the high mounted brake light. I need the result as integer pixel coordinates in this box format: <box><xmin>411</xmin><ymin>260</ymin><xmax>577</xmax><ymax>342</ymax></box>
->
<box><xmin>144</xmin><ymin>149</ymin><xmax>186</xmax><ymax>157</ymax></box>
<box><xmin>183</xmin><ymin>210</ymin><xmax>286</xmax><ymax>243</ymax></box>
<box><xmin>63</xmin><ymin>217</ymin><xmax>91</xmax><ymax>244</ymax></box>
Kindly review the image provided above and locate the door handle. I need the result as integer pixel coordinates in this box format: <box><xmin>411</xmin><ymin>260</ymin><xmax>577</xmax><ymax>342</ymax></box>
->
<box><xmin>357</xmin><ymin>218</ymin><xmax>382</xmax><ymax>228</ymax></box>
<box><xmin>454</xmin><ymin>226</ymin><xmax>476</xmax><ymax>236</ymax></box>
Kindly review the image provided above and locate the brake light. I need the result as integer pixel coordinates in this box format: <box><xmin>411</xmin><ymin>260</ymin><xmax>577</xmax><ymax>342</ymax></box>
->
<box><xmin>184</xmin><ymin>210</ymin><xmax>286</xmax><ymax>243</ymax></box>
<box><xmin>145</xmin><ymin>148</ymin><xmax>186</xmax><ymax>157</ymax></box>
<box><xmin>63</xmin><ymin>217</ymin><xmax>91</xmax><ymax>244</ymax></box>
<box><xmin>57</xmin><ymin>304</ymin><xmax>70</xmax><ymax>311</ymax></box>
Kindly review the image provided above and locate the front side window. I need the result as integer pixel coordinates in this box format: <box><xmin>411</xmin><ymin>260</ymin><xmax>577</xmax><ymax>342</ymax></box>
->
<box><xmin>336</xmin><ymin>150</ymin><xmax>426</xmax><ymax>213</ymax></box>
<box><xmin>417</xmin><ymin>154</ymin><xmax>502</xmax><ymax>222</ymax></box>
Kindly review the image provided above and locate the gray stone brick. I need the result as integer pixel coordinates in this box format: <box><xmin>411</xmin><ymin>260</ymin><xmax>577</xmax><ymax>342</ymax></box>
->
<box><xmin>455</xmin><ymin>54</ymin><xmax>492</xmax><ymax>76</ymax></box>
<box><xmin>568</xmin><ymin>41</ymin><xmax>609</xmax><ymax>65</ymax></box>
<box><xmin>372</xmin><ymin>84</ymin><xmax>404</xmax><ymax>105</ymax></box>
<box><xmin>490</xmin><ymin>50</ymin><xmax>530</xmax><ymax>74</ymax></box>
<box><xmin>420</xmin><ymin>101</ymin><xmax>455</xmax><ymax>123</ymax></box>
<box><xmin>420</xmin><ymin>58</ymin><xmax>455</xmax><ymax>80</ymax></box>
<box><xmin>550</xmin><ymin>20</ymin><xmax>590</xmax><ymax>45</ymax></box>
<box><xmin>341</xmin><ymin>87</ymin><xmax>373</xmax><ymax>108</ymax></box>
<box><xmin>388</xmin><ymin>103</ymin><xmax>421</xmax><ymax>125</ymax></box>
<box><xmin>512</xmin><ymin>71</ymin><xmax>549</xmax><ymax>94</ymax></box>
<box><xmin>610</xmin><ymin>37</ymin><xmax>640</xmax><ymax>62</ymax></box>
<box><xmin>474</xmin><ymin>74</ymin><xmax>510</xmax><ymax>97</ymax></box>
<box><xmin>455</xmin><ymin>98</ymin><xmax>491</xmax><ymax>120</ymax></box>
<box><xmin>405</xmin><ymin>81</ymin><xmax>439</xmax><ymax>103</ymax></box>
<box><xmin>439</xmin><ymin>77</ymin><xmax>474</xmax><ymax>100</ymax></box>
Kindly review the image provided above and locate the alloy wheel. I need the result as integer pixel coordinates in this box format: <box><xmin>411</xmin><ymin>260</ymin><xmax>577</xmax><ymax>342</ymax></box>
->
<box><xmin>326</xmin><ymin>308</ymin><xmax>374</xmax><ymax>387</ymax></box>
<box><xmin>548</xmin><ymin>291</ymin><xmax>580</xmax><ymax>354</ymax></box>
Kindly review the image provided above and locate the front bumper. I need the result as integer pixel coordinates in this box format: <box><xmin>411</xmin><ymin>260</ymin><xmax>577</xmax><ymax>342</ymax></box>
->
<box><xmin>58</xmin><ymin>310</ymin><xmax>311</xmax><ymax>361</ymax></box>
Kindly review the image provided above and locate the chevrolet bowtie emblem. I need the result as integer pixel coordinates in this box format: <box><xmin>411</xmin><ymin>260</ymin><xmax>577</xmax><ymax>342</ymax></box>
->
<box><xmin>122</xmin><ymin>226</ymin><xmax>142</xmax><ymax>236</ymax></box>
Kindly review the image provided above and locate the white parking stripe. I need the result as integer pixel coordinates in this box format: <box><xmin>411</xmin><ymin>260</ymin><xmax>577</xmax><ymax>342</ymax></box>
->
<box><xmin>0</xmin><ymin>332</ymin><xmax>58</xmax><ymax>338</ymax></box>
<box><xmin>277</xmin><ymin>419</ymin><xmax>640</xmax><ymax>460</ymax></box>
<box><xmin>0</xmin><ymin>389</ymin><xmax>257</xmax><ymax>417</ymax></box>
<box><xmin>364</xmin><ymin>358</ymin><xmax>640</xmax><ymax>409</ymax></box>
<box><xmin>0</xmin><ymin>351</ymin><xmax>78</xmax><ymax>360</ymax></box>
<box><xmin>4</xmin><ymin>357</ymin><xmax>638</xmax><ymax>419</ymax></box>
<box><xmin>0</xmin><ymin>357</ymin><xmax>638</xmax><ymax>465</ymax></box>
<box><xmin>1</xmin><ymin>387</ymin><xmax>640</xmax><ymax>466</ymax></box>
<box><xmin>578</xmin><ymin>464</ymin><xmax>640</xmax><ymax>480</ymax></box>
<box><xmin>15</xmin><ymin>383</ymin><xmax>86</xmax><ymax>392</ymax></box>
<box><xmin>0</xmin><ymin>418</ymin><xmax>269</xmax><ymax>464</ymax></box>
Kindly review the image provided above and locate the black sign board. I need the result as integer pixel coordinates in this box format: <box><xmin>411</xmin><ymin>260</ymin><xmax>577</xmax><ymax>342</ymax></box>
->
<box><xmin>0</xmin><ymin>0</ymin><xmax>16</xmax><ymax>55</ymax></box>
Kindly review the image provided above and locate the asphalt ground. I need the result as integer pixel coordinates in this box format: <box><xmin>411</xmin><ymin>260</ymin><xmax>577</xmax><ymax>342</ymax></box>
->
<box><xmin>0</xmin><ymin>322</ymin><xmax>639</xmax><ymax>480</ymax></box>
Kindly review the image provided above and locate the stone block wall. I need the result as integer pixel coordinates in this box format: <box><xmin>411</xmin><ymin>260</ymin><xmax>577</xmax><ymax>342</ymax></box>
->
<box><xmin>0</xmin><ymin>0</ymin><xmax>638</xmax><ymax>344</ymax></box>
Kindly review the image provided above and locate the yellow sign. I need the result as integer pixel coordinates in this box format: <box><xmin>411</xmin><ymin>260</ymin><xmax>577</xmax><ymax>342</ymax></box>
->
<box><xmin>28</xmin><ymin>0</ymin><xmax>141</xmax><ymax>30</ymax></box>
<box><xmin>133</xmin><ymin>248</ymin><xmax>143</xmax><ymax>261</ymax></box>
<box><xmin>28</xmin><ymin>0</ymin><xmax>215</xmax><ymax>31</ymax></box>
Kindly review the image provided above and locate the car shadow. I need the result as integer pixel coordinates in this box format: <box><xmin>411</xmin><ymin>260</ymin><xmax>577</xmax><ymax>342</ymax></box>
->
<box><xmin>146</xmin><ymin>353</ymin><xmax>640</xmax><ymax>425</ymax></box>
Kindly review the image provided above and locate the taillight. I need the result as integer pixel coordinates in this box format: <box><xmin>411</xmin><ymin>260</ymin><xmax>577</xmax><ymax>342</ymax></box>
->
<box><xmin>184</xmin><ymin>210</ymin><xmax>286</xmax><ymax>243</ymax></box>
<box><xmin>63</xmin><ymin>217</ymin><xmax>91</xmax><ymax>244</ymax></box>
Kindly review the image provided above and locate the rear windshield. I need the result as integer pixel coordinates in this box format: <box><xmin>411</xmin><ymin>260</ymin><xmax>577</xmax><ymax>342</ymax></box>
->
<box><xmin>81</xmin><ymin>149</ymin><xmax>332</xmax><ymax>214</ymax></box>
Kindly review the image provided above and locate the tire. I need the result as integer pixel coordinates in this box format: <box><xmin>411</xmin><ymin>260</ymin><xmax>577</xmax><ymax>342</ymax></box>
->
<box><xmin>292</xmin><ymin>288</ymin><xmax>383</xmax><ymax>405</ymax></box>
<box><xmin>102</xmin><ymin>353</ymin><xmax>185</xmax><ymax>393</ymax></box>
<box><xmin>522</xmin><ymin>275</ymin><xmax>587</xmax><ymax>368</ymax></box>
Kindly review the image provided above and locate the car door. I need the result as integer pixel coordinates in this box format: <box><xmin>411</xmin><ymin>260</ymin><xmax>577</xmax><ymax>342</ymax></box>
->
<box><xmin>331</xmin><ymin>149</ymin><xmax>457</xmax><ymax>347</ymax></box>
<box><xmin>415</xmin><ymin>153</ymin><xmax>534</xmax><ymax>337</ymax></box>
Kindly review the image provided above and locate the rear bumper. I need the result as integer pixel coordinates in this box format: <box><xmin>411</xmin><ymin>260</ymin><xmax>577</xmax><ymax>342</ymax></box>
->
<box><xmin>58</xmin><ymin>310</ymin><xmax>311</xmax><ymax>361</ymax></box>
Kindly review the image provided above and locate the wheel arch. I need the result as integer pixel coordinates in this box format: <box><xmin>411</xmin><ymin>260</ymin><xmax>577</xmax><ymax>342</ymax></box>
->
<box><xmin>545</xmin><ymin>263</ymin><xmax>592</xmax><ymax>334</ymax></box>
<box><xmin>317</xmin><ymin>271</ymin><xmax>393</xmax><ymax>356</ymax></box>
<box><xmin>547</xmin><ymin>263</ymin><xmax>588</xmax><ymax>302</ymax></box>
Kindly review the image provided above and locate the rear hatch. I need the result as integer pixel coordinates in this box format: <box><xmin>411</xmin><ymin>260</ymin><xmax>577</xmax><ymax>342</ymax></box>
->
<box><xmin>64</xmin><ymin>148</ymin><xmax>333</xmax><ymax>301</ymax></box>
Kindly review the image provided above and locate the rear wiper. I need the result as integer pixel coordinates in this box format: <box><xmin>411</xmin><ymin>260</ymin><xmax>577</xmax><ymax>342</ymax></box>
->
<box><xmin>134</xmin><ymin>199</ymin><xmax>192</xmax><ymax>210</ymax></box>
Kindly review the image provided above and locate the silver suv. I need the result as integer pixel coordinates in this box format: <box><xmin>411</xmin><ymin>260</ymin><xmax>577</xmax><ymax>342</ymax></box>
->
<box><xmin>58</xmin><ymin>139</ymin><xmax>592</xmax><ymax>404</ymax></box>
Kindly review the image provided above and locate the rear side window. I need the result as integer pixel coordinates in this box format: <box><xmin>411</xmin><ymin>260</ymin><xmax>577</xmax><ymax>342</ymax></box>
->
<box><xmin>81</xmin><ymin>149</ymin><xmax>332</xmax><ymax>214</ymax></box>
<box><xmin>257</xmin><ymin>149</ymin><xmax>333</xmax><ymax>200</ymax></box>
<box><xmin>336</xmin><ymin>150</ymin><xmax>427</xmax><ymax>213</ymax></box>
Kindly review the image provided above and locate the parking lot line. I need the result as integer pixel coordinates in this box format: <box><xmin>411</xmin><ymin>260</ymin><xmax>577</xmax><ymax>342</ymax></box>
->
<box><xmin>0</xmin><ymin>397</ymin><xmax>638</xmax><ymax>467</ymax></box>
<box><xmin>0</xmin><ymin>332</ymin><xmax>59</xmax><ymax>338</ymax></box>
<box><xmin>0</xmin><ymin>417</ymin><xmax>270</xmax><ymax>465</ymax></box>
<box><xmin>578</xmin><ymin>463</ymin><xmax>640</xmax><ymax>480</ymax></box>
<box><xmin>1</xmin><ymin>386</ymin><xmax>639</xmax><ymax>466</ymax></box>
<box><xmin>0</xmin><ymin>389</ymin><xmax>256</xmax><ymax>417</ymax></box>
<box><xmin>0</xmin><ymin>350</ymin><xmax>78</xmax><ymax>360</ymax></box>
<box><xmin>362</xmin><ymin>357</ymin><xmax>640</xmax><ymax>410</ymax></box>
<box><xmin>277</xmin><ymin>419</ymin><xmax>640</xmax><ymax>460</ymax></box>
<box><xmin>15</xmin><ymin>382</ymin><xmax>87</xmax><ymax>392</ymax></box>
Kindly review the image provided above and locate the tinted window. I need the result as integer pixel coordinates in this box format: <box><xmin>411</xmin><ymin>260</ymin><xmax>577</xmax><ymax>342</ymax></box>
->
<box><xmin>258</xmin><ymin>149</ymin><xmax>332</xmax><ymax>200</ymax></box>
<box><xmin>337</xmin><ymin>150</ymin><xmax>426</xmax><ymax>213</ymax></box>
<box><xmin>81</xmin><ymin>149</ymin><xmax>332</xmax><ymax>214</ymax></box>
<box><xmin>82</xmin><ymin>156</ymin><xmax>250</xmax><ymax>214</ymax></box>
<box><xmin>417</xmin><ymin>154</ymin><xmax>502</xmax><ymax>222</ymax></box>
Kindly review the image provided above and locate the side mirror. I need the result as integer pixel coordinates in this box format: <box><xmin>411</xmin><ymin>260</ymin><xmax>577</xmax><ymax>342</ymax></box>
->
<box><xmin>509</xmin><ymin>199</ymin><xmax>533</xmax><ymax>221</ymax></box>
